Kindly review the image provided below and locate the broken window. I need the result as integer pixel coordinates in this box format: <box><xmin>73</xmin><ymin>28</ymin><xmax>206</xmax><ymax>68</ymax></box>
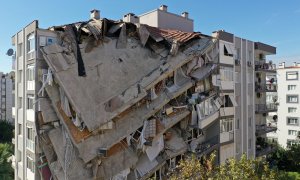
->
<box><xmin>224</xmin><ymin>44</ymin><xmax>233</xmax><ymax>57</ymax></box>
<box><xmin>27</xmin><ymin>33</ymin><xmax>35</xmax><ymax>53</ymax></box>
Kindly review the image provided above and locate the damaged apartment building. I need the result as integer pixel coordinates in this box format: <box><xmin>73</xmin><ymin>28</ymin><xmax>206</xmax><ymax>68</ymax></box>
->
<box><xmin>11</xmin><ymin>5</ymin><xmax>277</xmax><ymax>180</ymax></box>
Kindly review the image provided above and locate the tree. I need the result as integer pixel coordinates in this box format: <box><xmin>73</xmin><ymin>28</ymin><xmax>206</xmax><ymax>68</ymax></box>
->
<box><xmin>0</xmin><ymin>143</ymin><xmax>14</xmax><ymax>180</ymax></box>
<box><xmin>169</xmin><ymin>152</ymin><xmax>280</xmax><ymax>180</ymax></box>
<box><xmin>0</xmin><ymin>120</ymin><xmax>14</xmax><ymax>143</ymax></box>
<box><xmin>267</xmin><ymin>144</ymin><xmax>300</xmax><ymax>172</ymax></box>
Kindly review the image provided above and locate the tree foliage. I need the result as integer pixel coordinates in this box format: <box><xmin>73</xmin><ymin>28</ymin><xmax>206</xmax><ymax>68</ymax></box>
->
<box><xmin>267</xmin><ymin>144</ymin><xmax>300</xmax><ymax>172</ymax></box>
<box><xmin>169</xmin><ymin>152</ymin><xmax>280</xmax><ymax>180</ymax></box>
<box><xmin>0</xmin><ymin>120</ymin><xmax>14</xmax><ymax>143</ymax></box>
<box><xmin>0</xmin><ymin>143</ymin><xmax>14</xmax><ymax>180</ymax></box>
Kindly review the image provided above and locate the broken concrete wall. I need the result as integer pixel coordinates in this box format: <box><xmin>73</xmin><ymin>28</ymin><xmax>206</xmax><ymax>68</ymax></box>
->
<box><xmin>35</xmin><ymin>17</ymin><xmax>221</xmax><ymax>180</ymax></box>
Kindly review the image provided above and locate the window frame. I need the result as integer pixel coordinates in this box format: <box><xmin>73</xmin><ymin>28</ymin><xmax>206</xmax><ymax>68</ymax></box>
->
<box><xmin>287</xmin><ymin>117</ymin><xmax>299</xmax><ymax>126</ymax></box>
<box><xmin>286</xmin><ymin>71</ymin><xmax>299</xmax><ymax>80</ymax></box>
<box><xmin>288</xmin><ymin>85</ymin><xmax>296</xmax><ymax>91</ymax></box>
<box><xmin>287</xmin><ymin>95</ymin><xmax>299</xmax><ymax>103</ymax></box>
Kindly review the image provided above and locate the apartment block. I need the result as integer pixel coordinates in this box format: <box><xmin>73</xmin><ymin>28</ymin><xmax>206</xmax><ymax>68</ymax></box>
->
<box><xmin>11</xmin><ymin>6</ymin><xmax>276</xmax><ymax>180</ymax></box>
<box><xmin>0</xmin><ymin>72</ymin><xmax>13</xmax><ymax>123</ymax></box>
<box><xmin>276</xmin><ymin>62</ymin><xmax>300</xmax><ymax>148</ymax></box>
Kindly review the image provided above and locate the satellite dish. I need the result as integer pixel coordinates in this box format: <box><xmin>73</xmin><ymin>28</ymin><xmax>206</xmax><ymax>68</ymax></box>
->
<box><xmin>6</xmin><ymin>49</ymin><xmax>14</xmax><ymax>56</ymax></box>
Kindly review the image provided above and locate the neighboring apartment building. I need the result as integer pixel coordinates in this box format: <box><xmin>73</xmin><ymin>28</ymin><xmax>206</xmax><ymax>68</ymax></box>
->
<box><xmin>11</xmin><ymin>5</ymin><xmax>276</xmax><ymax>180</ymax></box>
<box><xmin>276</xmin><ymin>62</ymin><xmax>300</xmax><ymax>148</ymax></box>
<box><xmin>0</xmin><ymin>72</ymin><xmax>13</xmax><ymax>123</ymax></box>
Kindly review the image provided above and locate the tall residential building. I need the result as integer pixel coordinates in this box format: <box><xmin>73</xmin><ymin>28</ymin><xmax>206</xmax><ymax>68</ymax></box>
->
<box><xmin>276</xmin><ymin>62</ymin><xmax>300</xmax><ymax>148</ymax></box>
<box><xmin>0</xmin><ymin>72</ymin><xmax>13</xmax><ymax>123</ymax></box>
<box><xmin>11</xmin><ymin>6</ymin><xmax>276</xmax><ymax>180</ymax></box>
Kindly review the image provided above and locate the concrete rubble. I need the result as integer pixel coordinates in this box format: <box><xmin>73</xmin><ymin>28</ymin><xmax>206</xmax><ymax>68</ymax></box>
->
<box><xmin>36</xmin><ymin>14</ymin><xmax>223</xmax><ymax>180</ymax></box>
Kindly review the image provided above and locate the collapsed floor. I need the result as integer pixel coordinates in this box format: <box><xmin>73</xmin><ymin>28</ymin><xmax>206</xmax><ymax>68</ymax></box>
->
<box><xmin>36</xmin><ymin>17</ymin><xmax>223</xmax><ymax>180</ymax></box>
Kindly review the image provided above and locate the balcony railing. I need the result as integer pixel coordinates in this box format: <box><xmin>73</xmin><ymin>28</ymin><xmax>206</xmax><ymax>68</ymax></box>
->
<box><xmin>255</xmin><ymin>84</ymin><xmax>277</xmax><ymax>92</ymax></box>
<box><xmin>255</xmin><ymin>103</ymin><xmax>277</xmax><ymax>113</ymax></box>
<box><xmin>220</xmin><ymin>131</ymin><xmax>234</xmax><ymax>144</ymax></box>
<box><xmin>255</xmin><ymin>62</ymin><xmax>276</xmax><ymax>72</ymax></box>
<box><xmin>196</xmin><ymin>135</ymin><xmax>219</xmax><ymax>157</ymax></box>
<box><xmin>256</xmin><ymin>124</ymin><xmax>277</xmax><ymax>136</ymax></box>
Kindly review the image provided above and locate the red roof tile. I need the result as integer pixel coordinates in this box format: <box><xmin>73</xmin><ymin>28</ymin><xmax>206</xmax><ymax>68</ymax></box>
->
<box><xmin>144</xmin><ymin>25</ymin><xmax>201</xmax><ymax>44</ymax></box>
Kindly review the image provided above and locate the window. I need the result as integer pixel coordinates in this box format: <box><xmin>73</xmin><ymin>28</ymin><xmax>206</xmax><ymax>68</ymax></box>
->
<box><xmin>27</xmin><ymin>65</ymin><xmax>35</xmax><ymax>81</ymax></box>
<box><xmin>287</xmin><ymin>139</ymin><xmax>299</xmax><ymax>148</ymax></box>
<box><xmin>248</xmin><ymin>117</ymin><xmax>252</xmax><ymax>127</ymax></box>
<box><xmin>224</xmin><ymin>44</ymin><xmax>233</xmax><ymax>57</ymax></box>
<box><xmin>18</xmin><ymin>124</ymin><xmax>22</xmax><ymax>135</ymax></box>
<box><xmin>27</xmin><ymin>127</ymin><xmax>34</xmax><ymax>141</ymax></box>
<box><xmin>288</xmin><ymin>130</ymin><xmax>298</xmax><ymax>136</ymax></box>
<box><xmin>17</xmin><ymin>43</ymin><xmax>23</xmax><ymax>57</ymax></box>
<box><xmin>287</xmin><ymin>117</ymin><xmax>299</xmax><ymax>126</ymax></box>
<box><xmin>236</xmin><ymin>48</ymin><xmax>241</xmax><ymax>60</ymax></box>
<box><xmin>220</xmin><ymin>118</ymin><xmax>233</xmax><ymax>133</ymax></box>
<box><xmin>286</xmin><ymin>71</ymin><xmax>298</xmax><ymax>80</ymax></box>
<box><xmin>236</xmin><ymin>118</ymin><xmax>240</xmax><ymax>129</ymax></box>
<box><xmin>27</xmin><ymin>33</ymin><xmax>35</xmax><ymax>53</ymax></box>
<box><xmin>26</xmin><ymin>156</ymin><xmax>35</xmax><ymax>173</ymax></box>
<box><xmin>288</xmin><ymin>107</ymin><xmax>297</xmax><ymax>113</ymax></box>
<box><xmin>288</xmin><ymin>85</ymin><xmax>296</xmax><ymax>90</ymax></box>
<box><xmin>27</xmin><ymin>95</ymin><xmax>34</xmax><ymax>110</ymax></box>
<box><xmin>248</xmin><ymin>138</ymin><xmax>252</xmax><ymax>149</ymax></box>
<box><xmin>222</xmin><ymin>95</ymin><xmax>233</xmax><ymax>107</ymax></box>
<box><xmin>287</xmin><ymin>95</ymin><xmax>298</xmax><ymax>103</ymax></box>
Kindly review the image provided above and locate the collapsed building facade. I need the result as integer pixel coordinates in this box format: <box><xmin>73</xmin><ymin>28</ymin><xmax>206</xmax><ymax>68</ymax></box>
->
<box><xmin>11</xmin><ymin>6</ymin><xmax>277</xmax><ymax>180</ymax></box>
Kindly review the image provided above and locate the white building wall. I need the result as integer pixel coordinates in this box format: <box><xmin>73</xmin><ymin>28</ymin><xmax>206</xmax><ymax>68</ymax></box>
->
<box><xmin>277</xmin><ymin>66</ymin><xmax>300</xmax><ymax>148</ymax></box>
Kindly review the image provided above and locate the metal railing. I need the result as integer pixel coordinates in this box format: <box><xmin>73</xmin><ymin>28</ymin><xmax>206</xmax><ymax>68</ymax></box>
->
<box><xmin>255</xmin><ymin>84</ymin><xmax>277</xmax><ymax>92</ymax></box>
<box><xmin>256</xmin><ymin>124</ymin><xmax>277</xmax><ymax>135</ymax></box>
<box><xmin>196</xmin><ymin>135</ymin><xmax>219</xmax><ymax>156</ymax></box>
<box><xmin>255</xmin><ymin>62</ymin><xmax>276</xmax><ymax>71</ymax></box>
<box><xmin>255</xmin><ymin>103</ymin><xmax>277</xmax><ymax>113</ymax></box>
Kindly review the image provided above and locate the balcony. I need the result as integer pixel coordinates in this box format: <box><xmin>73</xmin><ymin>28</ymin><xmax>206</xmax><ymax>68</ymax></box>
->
<box><xmin>195</xmin><ymin>135</ymin><xmax>219</xmax><ymax>157</ymax></box>
<box><xmin>255</xmin><ymin>103</ymin><xmax>277</xmax><ymax>114</ymax></box>
<box><xmin>255</xmin><ymin>62</ymin><xmax>276</xmax><ymax>73</ymax></box>
<box><xmin>255</xmin><ymin>84</ymin><xmax>277</xmax><ymax>93</ymax></box>
<box><xmin>220</xmin><ymin>107</ymin><xmax>234</xmax><ymax>117</ymax></box>
<box><xmin>26</xmin><ymin>139</ymin><xmax>35</xmax><ymax>152</ymax></box>
<box><xmin>220</xmin><ymin>131</ymin><xmax>234</xmax><ymax>144</ymax></box>
<box><xmin>27</xmin><ymin>81</ymin><xmax>35</xmax><ymax>91</ymax></box>
<box><xmin>256</xmin><ymin>124</ymin><xmax>277</xmax><ymax>136</ymax></box>
<box><xmin>17</xmin><ymin>161</ymin><xmax>23</xmax><ymax>178</ymax></box>
<box><xmin>26</xmin><ymin>109</ymin><xmax>35</xmax><ymax>122</ymax></box>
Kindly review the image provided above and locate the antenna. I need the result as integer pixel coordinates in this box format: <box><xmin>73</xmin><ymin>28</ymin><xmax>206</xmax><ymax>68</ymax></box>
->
<box><xmin>6</xmin><ymin>49</ymin><xmax>14</xmax><ymax>56</ymax></box>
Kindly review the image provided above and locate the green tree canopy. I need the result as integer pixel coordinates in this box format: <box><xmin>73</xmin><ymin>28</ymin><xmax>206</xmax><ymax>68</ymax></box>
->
<box><xmin>0</xmin><ymin>120</ymin><xmax>14</xmax><ymax>143</ymax></box>
<box><xmin>0</xmin><ymin>143</ymin><xmax>14</xmax><ymax>180</ymax></box>
<box><xmin>169</xmin><ymin>152</ymin><xmax>279</xmax><ymax>180</ymax></box>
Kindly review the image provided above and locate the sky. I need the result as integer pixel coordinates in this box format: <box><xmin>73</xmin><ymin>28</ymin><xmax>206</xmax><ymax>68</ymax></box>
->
<box><xmin>0</xmin><ymin>0</ymin><xmax>300</xmax><ymax>73</ymax></box>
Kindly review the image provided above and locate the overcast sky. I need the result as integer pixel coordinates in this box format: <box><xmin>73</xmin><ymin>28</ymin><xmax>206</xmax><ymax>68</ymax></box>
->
<box><xmin>0</xmin><ymin>0</ymin><xmax>299</xmax><ymax>73</ymax></box>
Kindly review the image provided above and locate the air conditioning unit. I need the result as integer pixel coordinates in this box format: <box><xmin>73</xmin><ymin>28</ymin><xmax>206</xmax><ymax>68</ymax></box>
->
<box><xmin>97</xmin><ymin>148</ymin><xmax>108</xmax><ymax>157</ymax></box>
<box><xmin>247</xmin><ymin>61</ymin><xmax>252</xmax><ymax>67</ymax></box>
<box><xmin>235</xmin><ymin>59</ymin><xmax>240</xmax><ymax>65</ymax></box>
